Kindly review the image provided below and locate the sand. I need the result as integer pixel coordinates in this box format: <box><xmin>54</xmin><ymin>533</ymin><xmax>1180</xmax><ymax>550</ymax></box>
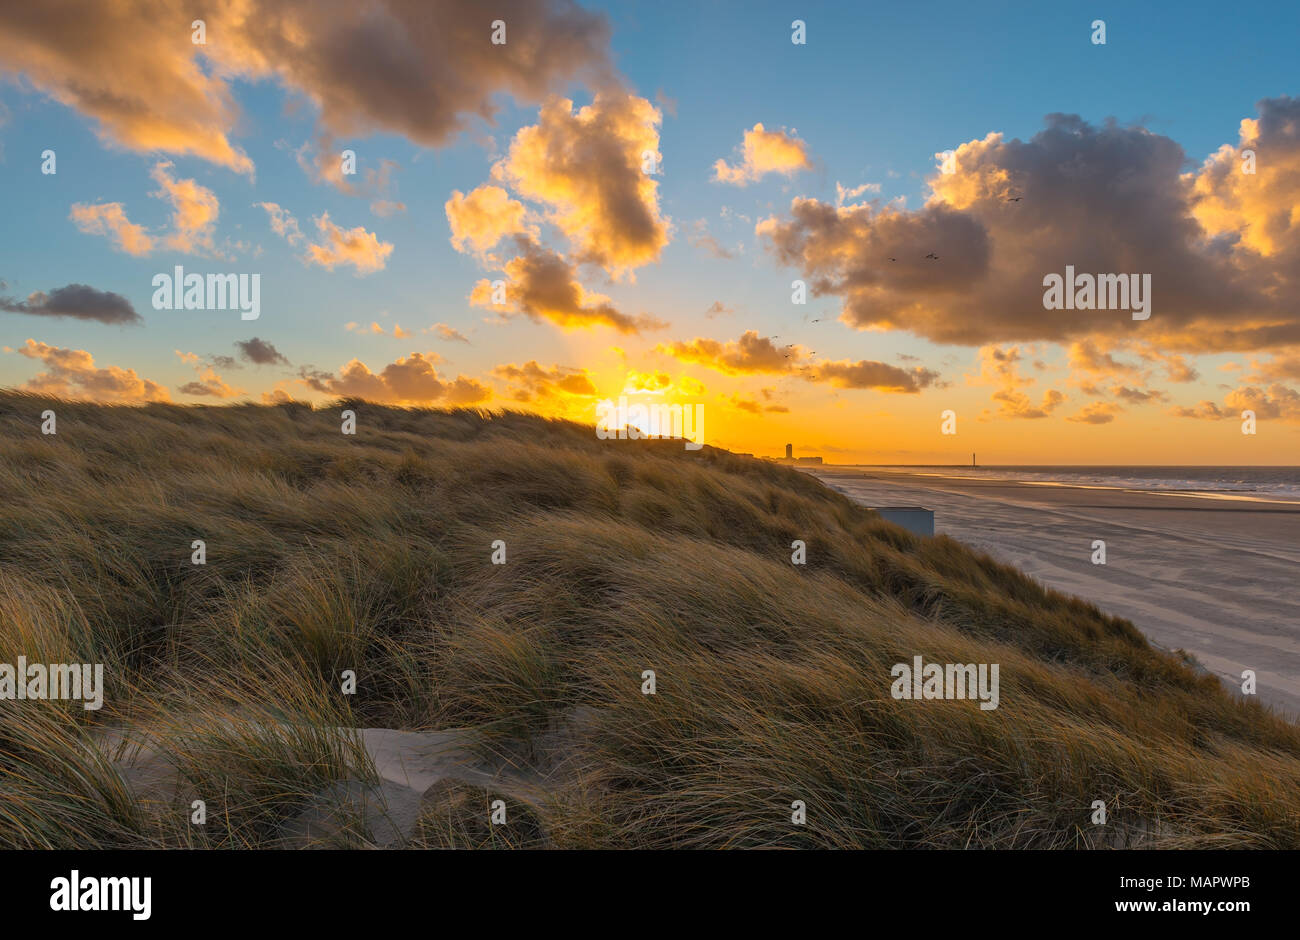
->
<box><xmin>806</xmin><ymin>467</ymin><xmax>1300</xmax><ymax>719</ymax></box>
<box><xmin>98</xmin><ymin>724</ymin><xmax>547</xmax><ymax>847</ymax></box>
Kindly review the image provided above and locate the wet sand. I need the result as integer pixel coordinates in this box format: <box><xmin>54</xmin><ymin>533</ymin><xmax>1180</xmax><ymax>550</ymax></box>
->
<box><xmin>806</xmin><ymin>466</ymin><xmax>1300</xmax><ymax>718</ymax></box>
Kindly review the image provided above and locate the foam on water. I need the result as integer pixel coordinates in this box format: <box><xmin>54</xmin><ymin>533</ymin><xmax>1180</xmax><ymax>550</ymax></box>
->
<box><xmin>852</xmin><ymin>466</ymin><xmax>1300</xmax><ymax>502</ymax></box>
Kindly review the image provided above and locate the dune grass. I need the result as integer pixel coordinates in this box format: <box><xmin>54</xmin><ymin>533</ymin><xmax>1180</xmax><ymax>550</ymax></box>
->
<box><xmin>1</xmin><ymin>389</ymin><xmax>1298</xmax><ymax>848</ymax></box>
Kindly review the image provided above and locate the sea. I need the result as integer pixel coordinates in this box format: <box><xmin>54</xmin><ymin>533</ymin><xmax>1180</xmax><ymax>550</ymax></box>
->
<box><xmin>855</xmin><ymin>466</ymin><xmax>1300</xmax><ymax>502</ymax></box>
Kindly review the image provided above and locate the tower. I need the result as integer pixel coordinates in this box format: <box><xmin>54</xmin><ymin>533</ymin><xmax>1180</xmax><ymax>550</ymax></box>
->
<box><xmin>785</xmin><ymin>443</ymin><xmax>793</xmax><ymax>460</ymax></box>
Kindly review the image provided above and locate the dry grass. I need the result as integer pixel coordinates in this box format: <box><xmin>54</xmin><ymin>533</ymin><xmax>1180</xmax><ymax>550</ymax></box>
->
<box><xmin>1</xmin><ymin>389</ymin><xmax>1298</xmax><ymax>848</ymax></box>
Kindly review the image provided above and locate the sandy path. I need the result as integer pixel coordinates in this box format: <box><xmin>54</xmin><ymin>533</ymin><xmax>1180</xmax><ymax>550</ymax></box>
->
<box><xmin>806</xmin><ymin>467</ymin><xmax>1300</xmax><ymax>719</ymax></box>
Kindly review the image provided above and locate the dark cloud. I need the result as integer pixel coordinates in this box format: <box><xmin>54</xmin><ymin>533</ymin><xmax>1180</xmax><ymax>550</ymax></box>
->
<box><xmin>758</xmin><ymin>102</ymin><xmax>1300</xmax><ymax>353</ymax></box>
<box><xmin>236</xmin><ymin>337</ymin><xmax>290</xmax><ymax>366</ymax></box>
<box><xmin>810</xmin><ymin>360</ymin><xmax>940</xmax><ymax>393</ymax></box>
<box><xmin>0</xmin><ymin>0</ymin><xmax>615</xmax><ymax>174</ymax></box>
<box><xmin>473</xmin><ymin>235</ymin><xmax>665</xmax><ymax>334</ymax></box>
<box><xmin>0</xmin><ymin>283</ymin><xmax>141</xmax><ymax>325</ymax></box>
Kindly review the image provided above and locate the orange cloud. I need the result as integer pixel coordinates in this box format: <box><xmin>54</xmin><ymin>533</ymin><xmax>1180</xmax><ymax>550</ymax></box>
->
<box><xmin>294</xmin><ymin>212</ymin><xmax>393</xmax><ymax>274</ymax></box>
<box><xmin>713</xmin><ymin>123</ymin><xmax>812</xmax><ymax>185</ymax></box>
<box><xmin>1189</xmin><ymin>103</ymin><xmax>1300</xmax><ymax>257</ymax></box>
<box><xmin>427</xmin><ymin>323</ymin><xmax>470</xmax><ymax>343</ymax></box>
<box><xmin>492</xmin><ymin>92</ymin><xmax>668</xmax><ymax>278</ymax></box>
<box><xmin>72</xmin><ymin>162</ymin><xmax>227</xmax><ymax>258</ymax></box>
<box><xmin>0</xmin><ymin>0</ymin><xmax>615</xmax><ymax>175</ymax></box>
<box><xmin>967</xmin><ymin>345</ymin><xmax>1065</xmax><ymax>419</ymax></box>
<box><xmin>1067</xmin><ymin>401</ymin><xmax>1123</xmax><ymax>424</ymax></box>
<box><xmin>298</xmin><ymin>353</ymin><xmax>489</xmax><ymax>406</ymax></box>
<box><xmin>69</xmin><ymin>203</ymin><xmax>154</xmax><ymax>256</ymax></box>
<box><xmin>471</xmin><ymin>236</ymin><xmax>663</xmax><ymax>334</ymax></box>
<box><xmin>445</xmin><ymin>184</ymin><xmax>533</xmax><ymax>258</ymax></box>
<box><xmin>658</xmin><ymin>330</ymin><xmax>937</xmax><ymax>392</ymax></box>
<box><xmin>150</xmin><ymin>161</ymin><xmax>221</xmax><ymax>255</ymax></box>
<box><xmin>11</xmin><ymin>339</ymin><xmax>169</xmax><ymax>402</ymax></box>
<box><xmin>656</xmin><ymin>330</ymin><xmax>793</xmax><ymax>375</ymax></box>
<box><xmin>256</xmin><ymin>202</ymin><xmax>305</xmax><ymax>245</ymax></box>
<box><xmin>492</xmin><ymin>361</ymin><xmax>599</xmax><ymax>409</ymax></box>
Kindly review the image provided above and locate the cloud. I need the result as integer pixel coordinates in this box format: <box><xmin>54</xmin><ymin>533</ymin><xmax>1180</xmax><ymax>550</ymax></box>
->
<box><xmin>445</xmin><ymin>184</ymin><xmax>533</xmax><ymax>258</ymax></box>
<box><xmin>1168</xmin><ymin>383</ymin><xmax>1300</xmax><ymax>424</ymax></box>
<box><xmin>175</xmin><ymin>349</ymin><xmax>242</xmax><ymax>398</ymax></box>
<box><xmin>73</xmin><ymin>162</ymin><xmax>227</xmax><ymax>258</ymax></box>
<box><xmin>1225</xmin><ymin>384</ymin><xmax>1300</xmax><ymax>421</ymax></box>
<box><xmin>10</xmin><ymin>339</ymin><xmax>168</xmax><ymax>401</ymax></box>
<box><xmin>236</xmin><ymin>337</ymin><xmax>289</xmax><ymax>365</ymax></box>
<box><xmin>0</xmin><ymin>283</ymin><xmax>141</xmax><ymax>325</ymax></box>
<box><xmin>303</xmin><ymin>212</ymin><xmax>393</xmax><ymax>273</ymax></box>
<box><xmin>262</xmin><ymin>207</ymin><xmax>393</xmax><ymax>274</ymax></box>
<box><xmin>492</xmin><ymin>360</ymin><xmax>598</xmax><ymax>403</ymax></box>
<box><xmin>656</xmin><ymin>329</ymin><xmax>936</xmax><ymax>393</ymax></box>
<box><xmin>149</xmin><ymin>161</ymin><xmax>221</xmax><ymax>254</ymax></box>
<box><xmin>492</xmin><ymin>92</ymin><xmax>668</xmax><ymax>278</ymax></box>
<box><xmin>1138</xmin><ymin>348</ymin><xmax>1200</xmax><ymax>383</ymax></box>
<box><xmin>346</xmin><ymin>321</ymin><xmax>414</xmax><ymax>339</ymax></box>
<box><xmin>1169</xmin><ymin>400</ymin><xmax>1230</xmax><ymax>420</ymax></box>
<box><xmin>428</xmin><ymin>323</ymin><xmax>470</xmax><ymax>343</ymax></box>
<box><xmin>836</xmin><ymin>181</ymin><xmax>881</xmax><ymax>206</ymax></box>
<box><xmin>294</xmin><ymin>142</ymin><xmax>406</xmax><ymax>216</ymax></box>
<box><xmin>471</xmin><ymin>235</ymin><xmax>664</xmax><ymax>334</ymax></box>
<box><xmin>370</xmin><ymin>199</ymin><xmax>406</xmax><ymax>218</ymax></box>
<box><xmin>1068</xmin><ymin>339</ymin><xmax>1141</xmax><ymax>378</ymax></box>
<box><xmin>0</xmin><ymin>0</ymin><xmax>614</xmax><ymax>175</ymax></box>
<box><xmin>967</xmin><ymin>345</ymin><xmax>1066</xmax><ymax>419</ymax></box>
<box><xmin>69</xmin><ymin>203</ymin><xmax>154</xmax><ymax>255</ymax></box>
<box><xmin>686</xmin><ymin>219</ymin><xmax>733</xmax><ymax>259</ymax></box>
<box><xmin>299</xmin><ymin>353</ymin><xmax>489</xmax><ymax>405</ymax></box>
<box><xmin>758</xmin><ymin>102</ymin><xmax>1300</xmax><ymax>353</ymax></box>
<box><xmin>1189</xmin><ymin>96</ymin><xmax>1300</xmax><ymax>257</ymax></box>
<box><xmin>713</xmin><ymin>123</ymin><xmax>813</xmax><ymax>186</ymax></box>
<box><xmin>656</xmin><ymin>330</ymin><xmax>792</xmax><ymax>375</ymax></box>
<box><xmin>727</xmin><ymin>392</ymin><xmax>787</xmax><ymax>414</ymax></box>
<box><xmin>808</xmin><ymin>359</ymin><xmax>940</xmax><ymax>393</ymax></box>
<box><xmin>1112</xmin><ymin>385</ymin><xmax>1167</xmax><ymax>404</ymax></box>
<box><xmin>622</xmin><ymin>370</ymin><xmax>672</xmax><ymax>393</ymax></box>
<box><xmin>1067</xmin><ymin>401</ymin><xmax>1124</xmax><ymax>424</ymax></box>
<box><xmin>256</xmin><ymin>202</ymin><xmax>305</xmax><ymax>245</ymax></box>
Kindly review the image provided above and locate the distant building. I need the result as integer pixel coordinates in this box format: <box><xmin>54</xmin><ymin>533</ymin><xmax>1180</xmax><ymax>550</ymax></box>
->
<box><xmin>873</xmin><ymin>507</ymin><xmax>934</xmax><ymax>537</ymax></box>
<box><xmin>795</xmin><ymin>456</ymin><xmax>823</xmax><ymax>465</ymax></box>
<box><xmin>785</xmin><ymin>443</ymin><xmax>793</xmax><ymax>459</ymax></box>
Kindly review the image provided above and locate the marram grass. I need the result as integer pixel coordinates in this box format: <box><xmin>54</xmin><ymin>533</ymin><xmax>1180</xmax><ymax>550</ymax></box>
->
<box><xmin>1</xmin><ymin>390</ymin><xmax>1298</xmax><ymax>848</ymax></box>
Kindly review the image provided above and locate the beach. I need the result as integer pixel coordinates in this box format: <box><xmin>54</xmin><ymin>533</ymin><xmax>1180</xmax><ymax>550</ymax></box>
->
<box><xmin>807</xmin><ymin>466</ymin><xmax>1300</xmax><ymax>718</ymax></box>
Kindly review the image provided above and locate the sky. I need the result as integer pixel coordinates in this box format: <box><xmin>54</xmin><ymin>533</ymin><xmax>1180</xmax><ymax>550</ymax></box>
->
<box><xmin>1</xmin><ymin>0</ymin><xmax>1299</xmax><ymax>464</ymax></box>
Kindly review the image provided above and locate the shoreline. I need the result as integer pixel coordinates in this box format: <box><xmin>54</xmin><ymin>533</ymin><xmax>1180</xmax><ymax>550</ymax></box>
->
<box><xmin>805</xmin><ymin>466</ymin><xmax>1300</xmax><ymax>718</ymax></box>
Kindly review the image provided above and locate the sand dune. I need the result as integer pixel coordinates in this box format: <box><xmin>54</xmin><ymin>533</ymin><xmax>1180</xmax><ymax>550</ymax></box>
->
<box><xmin>808</xmin><ymin>467</ymin><xmax>1300</xmax><ymax>718</ymax></box>
<box><xmin>98</xmin><ymin>724</ymin><xmax>546</xmax><ymax>848</ymax></box>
